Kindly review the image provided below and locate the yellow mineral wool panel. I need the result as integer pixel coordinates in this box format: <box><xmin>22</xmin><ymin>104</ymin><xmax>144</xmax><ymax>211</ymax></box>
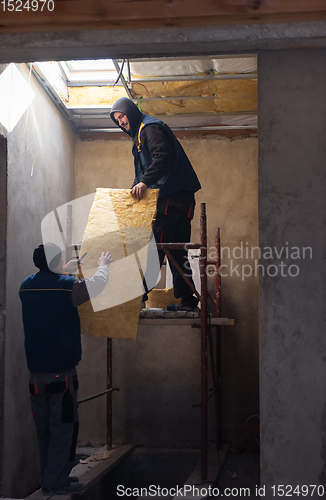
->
<box><xmin>146</xmin><ymin>286</ymin><xmax>181</xmax><ymax>309</ymax></box>
<box><xmin>139</xmin><ymin>97</ymin><xmax>257</xmax><ymax>115</ymax></box>
<box><xmin>68</xmin><ymin>85</ymin><xmax>127</xmax><ymax>106</ymax></box>
<box><xmin>78</xmin><ymin>188</ymin><xmax>159</xmax><ymax>340</ymax></box>
<box><xmin>131</xmin><ymin>78</ymin><xmax>257</xmax><ymax>99</ymax></box>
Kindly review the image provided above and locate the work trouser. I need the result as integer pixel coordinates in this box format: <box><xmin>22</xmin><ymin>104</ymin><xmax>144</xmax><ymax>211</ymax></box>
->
<box><xmin>145</xmin><ymin>191</ymin><xmax>198</xmax><ymax>306</ymax></box>
<box><xmin>29</xmin><ymin>368</ymin><xmax>79</xmax><ymax>489</ymax></box>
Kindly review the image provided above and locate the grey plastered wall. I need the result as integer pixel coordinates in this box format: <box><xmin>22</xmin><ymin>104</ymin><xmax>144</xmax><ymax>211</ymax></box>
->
<box><xmin>0</xmin><ymin>135</ymin><xmax>7</xmax><ymax>497</ymax></box>
<box><xmin>3</xmin><ymin>64</ymin><xmax>76</xmax><ymax>498</ymax></box>
<box><xmin>258</xmin><ymin>50</ymin><xmax>326</xmax><ymax>493</ymax></box>
<box><xmin>75</xmin><ymin>136</ymin><xmax>259</xmax><ymax>448</ymax></box>
<box><xmin>0</xmin><ymin>64</ymin><xmax>8</xmax><ymax>499</ymax></box>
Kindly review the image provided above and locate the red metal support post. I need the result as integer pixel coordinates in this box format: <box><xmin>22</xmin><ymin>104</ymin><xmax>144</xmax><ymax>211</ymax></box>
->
<box><xmin>107</xmin><ymin>338</ymin><xmax>113</xmax><ymax>449</ymax></box>
<box><xmin>216</xmin><ymin>228</ymin><xmax>221</xmax><ymax>318</ymax></box>
<box><xmin>215</xmin><ymin>227</ymin><xmax>223</xmax><ymax>448</ymax></box>
<box><xmin>65</xmin><ymin>204</ymin><xmax>73</xmax><ymax>263</ymax></box>
<box><xmin>200</xmin><ymin>203</ymin><xmax>208</xmax><ymax>480</ymax></box>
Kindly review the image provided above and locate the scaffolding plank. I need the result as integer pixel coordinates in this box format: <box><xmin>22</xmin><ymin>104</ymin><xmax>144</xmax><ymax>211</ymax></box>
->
<box><xmin>24</xmin><ymin>444</ymin><xmax>134</xmax><ymax>500</ymax></box>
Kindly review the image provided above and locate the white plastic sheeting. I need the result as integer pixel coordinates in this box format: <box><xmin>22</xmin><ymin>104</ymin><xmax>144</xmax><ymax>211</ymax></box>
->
<box><xmin>163</xmin><ymin>113</ymin><xmax>258</xmax><ymax>128</ymax></box>
<box><xmin>130</xmin><ymin>56</ymin><xmax>257</xmax><ymax>78</ymax></box>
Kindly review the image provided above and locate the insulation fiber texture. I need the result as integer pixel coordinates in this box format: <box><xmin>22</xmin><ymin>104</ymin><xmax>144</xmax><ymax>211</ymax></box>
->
<box><xmin>78</xmin><ymin>188</ymin><xmax>158</xmax><ymax>340</ymax></box>
<box><xmin>146</xmin><ymin>286</ymin><xmax>181</xmax><ymax>309</ymax></box>
<box><xmin>132</xmin><ymin>79</ymin><xmax>257</xmax><ymax>115</ymax></box>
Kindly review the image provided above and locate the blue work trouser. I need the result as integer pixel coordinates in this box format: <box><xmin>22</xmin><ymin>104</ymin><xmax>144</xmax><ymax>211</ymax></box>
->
<box><xmin>29</xmin><ymin>368</ymin><xmax>79</xmax><ymax>489</ymax></box>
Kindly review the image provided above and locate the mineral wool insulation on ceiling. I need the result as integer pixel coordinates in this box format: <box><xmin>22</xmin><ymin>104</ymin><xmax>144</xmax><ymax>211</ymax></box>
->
<box><xmin>33</xmin><ymin>56</ymin><xmax>257</xmax><ymax>132</ymax></box>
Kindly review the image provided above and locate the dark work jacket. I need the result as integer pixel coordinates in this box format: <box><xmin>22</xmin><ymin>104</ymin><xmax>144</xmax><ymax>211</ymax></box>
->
<box><xmin>19</xmin><ymin>271</ymin><xmax>81</xmax><ymax>373</ymax></box>
<box><xmin>132</xmin><ymin>115</ymin><xmax>201</xmax><ymax>198</ymax></box>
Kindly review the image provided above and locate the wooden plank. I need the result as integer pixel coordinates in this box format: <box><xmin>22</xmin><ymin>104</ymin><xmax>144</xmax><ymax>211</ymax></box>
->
<box><xmin>0</xmin><ymin>0</ymin><xmax>326</xmax><ymax>34</ymax></box>
<box><xmin>71</xmin><ymin>444</ymin><xmax>134</xmax><ymax>488</ymax></box>
<box><xmin>25</xmin><ymin>444</ymin><xmax>134</xmax><ymax>500</ymax></box>
<box><xmin>139</xmin><ymin>318</ymin><xmax>234</xmax><ymax>326</ymax></box>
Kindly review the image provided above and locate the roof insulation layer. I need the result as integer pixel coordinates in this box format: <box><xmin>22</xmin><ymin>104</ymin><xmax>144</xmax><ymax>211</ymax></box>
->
<box><xmin>34</xmin><ymin>55</ymin><xmax>258</xmax><ymax>131</ymax></box>
<box><xmin>68</xmin><ymin>80</ymin><xmax>257</xmax><ymax>116</ymax></box>
<box><xmin>137</xmin><ymin>96</ymin><xmax>257</xmax><ymax>115</ymax></box>
<box><xmin>131</xmin><ymin>79</ymin><xmax>257</xmax><ymax>115</ymax></box>
<box><xmin>68</xmin><ymin>85</ymin><xmax>127</xmax><ymax>106</ymax></box>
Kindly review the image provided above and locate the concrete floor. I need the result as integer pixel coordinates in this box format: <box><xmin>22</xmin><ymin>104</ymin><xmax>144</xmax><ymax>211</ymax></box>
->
<box><xmin>0</xmin><ymin>445</ymin><xmax>261</xmax><ymax>500</ymax></box>
<box><xmin>77</xmin><ymin>448</ymin><xmax>201</xmax><ymax>500</ymax></box>
<box><xmin>74</xmin><ymin>446</ymin><xmax>260</xmax><ymax>500</ymax></box>
<box><xmin>218</xmin><ymin>448</ymin><xmax>260</xmax><ymax>499</ymax></box>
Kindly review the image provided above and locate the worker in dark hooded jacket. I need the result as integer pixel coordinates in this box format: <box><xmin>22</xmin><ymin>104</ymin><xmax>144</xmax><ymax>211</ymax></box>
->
<box><xmin>110</xmin><ymin>97</ymin><xmax>201</xmax><ymax>309</ymax></box>
<box><xmin>19</xmin><ymin>243</ymin><xmax>112</xmax><ymax>496</ymax></box>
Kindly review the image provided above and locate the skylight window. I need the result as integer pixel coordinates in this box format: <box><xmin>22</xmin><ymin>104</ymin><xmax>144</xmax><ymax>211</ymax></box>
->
<box><xmin>59</xmin><ymin>59</ymin><xmax>125</xmax><ymax>85</ymax></box>
<box><xmin>66</xmin><ymin>59</ymin><xmax>116</xmax><ymax>71</ymax></box>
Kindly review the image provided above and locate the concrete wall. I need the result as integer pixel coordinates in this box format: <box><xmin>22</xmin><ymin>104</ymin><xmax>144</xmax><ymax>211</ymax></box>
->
<box><xmin>2</xmin><ymin>64</ymin><xmax>76</xmax><ymax>498</ymax></box>
<box><xmin>75</xmin><ymin>135</ymin><xmax>259</xmax><ymax>448</ymax></box>
<box><xmin>0</xmin><ymin>64</ymin><xmax>9</xmax><ymax>498</ymax></box>
<box><xmin>259</xmin><ymin>49</ymin><xmax>326</xmax><ymax>493</ymax></box>
<box><xmin>0</xmin><ymin>135</ymin><xmax>7</xmax><ymax>497</ymax></box>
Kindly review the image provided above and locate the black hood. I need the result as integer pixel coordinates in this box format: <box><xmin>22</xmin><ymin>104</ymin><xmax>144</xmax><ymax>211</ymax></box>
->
<box><xmin>110</xmin><ymin>97</ymin><xmax>143</xmax><ymax>138</ymax></box>
<box><xmin>33</xmin><ymin>243</ymin><xmax>62</xmax><ymax>271</ymax></box>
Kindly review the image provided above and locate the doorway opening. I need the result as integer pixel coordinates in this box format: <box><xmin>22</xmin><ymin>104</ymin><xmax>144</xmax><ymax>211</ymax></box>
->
<box><xmin>0</xmin><ymin>54</ymin><xmax>259</xmax><ymax>497</ymax></box>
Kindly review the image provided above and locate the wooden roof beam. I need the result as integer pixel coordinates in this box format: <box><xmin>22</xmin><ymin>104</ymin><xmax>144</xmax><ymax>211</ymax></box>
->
<box><xmin>1</xmin><ymin>0</ymin><xmax>326</xmax><ymax>34</ymax></box>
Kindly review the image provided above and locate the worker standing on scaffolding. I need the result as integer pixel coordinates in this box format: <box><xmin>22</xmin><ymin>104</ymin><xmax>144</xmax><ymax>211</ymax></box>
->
<box><xmin>19</xmin><ymin>243</ymin><xmax>112</xmax><ymax>496</ymax></box>
<box><xmin>110</xmin><ymin>97</ymin><xmax>201</xmax><ymax>310</ymax></box>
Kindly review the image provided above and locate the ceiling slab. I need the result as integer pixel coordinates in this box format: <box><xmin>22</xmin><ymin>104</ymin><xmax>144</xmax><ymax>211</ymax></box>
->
<box><xmin>1</xmin><ymin>22</ymin><xmax>326</xmax><ymax>64</ymax></box>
